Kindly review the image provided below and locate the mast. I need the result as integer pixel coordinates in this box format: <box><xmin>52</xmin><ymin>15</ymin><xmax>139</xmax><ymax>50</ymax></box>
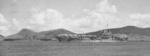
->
<box><xmin>104</xmin><ymin>24</ymin><xmax>109</xmax><ymax>33</ymax></box>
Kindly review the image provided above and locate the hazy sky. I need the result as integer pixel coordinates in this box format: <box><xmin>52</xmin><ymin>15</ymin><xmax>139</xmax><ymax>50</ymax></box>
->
<box><xmin>0</xmin><ymin>0</ymin><xmax>150</xmax><ymax>36</ymax></box>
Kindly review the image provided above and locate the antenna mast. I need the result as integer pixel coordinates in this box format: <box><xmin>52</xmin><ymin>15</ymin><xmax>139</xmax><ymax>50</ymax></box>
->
<box><xmin>105</xmin><ymin>24</ymin><xmax>109</xmax><ymax>32</ymax></box>
<box><xmin>107</xmin><ymin>24</ymin><xmax>109</xmax><ymax>30</ymax></box>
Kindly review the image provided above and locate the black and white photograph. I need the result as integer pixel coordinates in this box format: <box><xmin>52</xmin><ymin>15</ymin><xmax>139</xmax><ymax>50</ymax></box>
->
<box><xmin>0</xmin><ymin>0</ymin><xmax>150</xmax><ymax>56</ymax></box>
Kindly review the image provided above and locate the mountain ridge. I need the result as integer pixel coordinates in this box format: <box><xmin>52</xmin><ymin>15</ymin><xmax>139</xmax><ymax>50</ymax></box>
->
<box><xmin>5</xmin><ymin>26</ymin><xmax>150</xmax><ymax>40</ymax></box>
<box><xmin>86</xmin><ymin>26</ymin><xmax>150</xmax><ymax>36</ymax></box>
<box><xmin>39</xmin><ymin>28</ymin><xmax>75</xmax><ymax>39</ymax></box>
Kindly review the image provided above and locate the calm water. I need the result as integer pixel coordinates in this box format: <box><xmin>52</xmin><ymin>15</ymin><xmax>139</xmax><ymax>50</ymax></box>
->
<box><xmin>0</xmin><ymin>41</ymin><xmax>150</xmax><ymax>56</ymax></box>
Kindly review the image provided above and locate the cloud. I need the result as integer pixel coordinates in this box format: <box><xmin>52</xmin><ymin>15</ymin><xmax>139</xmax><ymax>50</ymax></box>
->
<box><xmin>2</xmin><ymin>0</ymin><xmax>145</xmax><ymax>36</ymax></box>
<box><xmin>12</xmin><ymin>0</ymin><xmax>17</xmax><ymax>3</ymax></box>
<box><xmin>28</xmin><ymin>8</ymin><xmax>100</xmax><ymax>33</ymax></box>
<box><xmin>57</xmin><ymin>0</ymin><xmax>119</xmax><ymax>33</ymax></box>
<box><xmin>0</xmin><ymin>13</ymin><xmax>11</xmax><ymax>36</ymax></box>
<box><xmin>28</xmin><ymin>8</ymin><xmax>65</xmax><ymax>31</ymax></box>
<box><xmin>79</xmin><ymin>0</ymin><xmax>150</xmax><ymax>32</ymax></box>
<box><xmin>129</xmin><ymin>13</ymin><xmax>150</xmax><ymax>27</ymax></box>
<box><xmin>77</xmin><ymin>0</ymin><xmax>150</xmax><ymax>33</ymax></box>
<box><xmin>26</xmin><ymin>0</ymin><xmax>120</xmax><ymax>33</ymax></box>
<box><xmin>129</xmin><ymin>13</ymin><xmax>150</xmax><ymax>19</ymax></box>
<box><xmin>74</xmin><ymin>0</ymin><xmax>120</xmax><ymax>32</ymax></box>
<box><xmin>0</xmin><ymin>14</ymin><xmax>8</xmax><ymax>24</ymax></box>
<box><xmin>95</xmin><ymin>0</ymin><xmax>117</xmax><ymax>13</ymax></box>
<box><xmin>0</xmin><ymin>0</ymin><xmax>128</xmax><ymax>35</ymax></box>
<box><xmin>12</xmin><ymin>18</ymin><xmax>32</xmax><ymax>30</ymax></box>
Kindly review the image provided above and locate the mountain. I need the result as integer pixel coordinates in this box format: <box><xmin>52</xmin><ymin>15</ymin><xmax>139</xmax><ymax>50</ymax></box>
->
<box><xmin>0</xmin><ymin>35</ymin><xmax>4</xmax><ymax>37</ymax></box>
<box><xmin>17</xmin><ymin>28</ymin><xmax>37</xmax><ymax>37</ymax></box>
<box><xmin>5</xmin><ymin>28</ymin><xmax>37</xmax><ymax>39</ymax></box>
<box><xmin>86</xmin><ymin>26</ymin><xmax>150</xmax><ymax>36</ymax></box>
<box><xmin>5</xmin><ymin>28</ymin><xmax>74</xmax><ymax>40</ymax></box>
<box><xmin>5</xmin><ymin>28</ymin><xmax>47</xmax><ymax>40</ymax></box>
<box><xmin>39</xmin><ymin>28</ymin><xmax>75</xmax><ymax>39</ymax></box>
<box><xmin>5</xmin><ymin>34</ymin><xmax>24</xmax><ymax>39</ymax></box>
<box><xmin>0</xmin><ymin>35</ymin><xmax>4</xmax><ymax>41</ymax></box>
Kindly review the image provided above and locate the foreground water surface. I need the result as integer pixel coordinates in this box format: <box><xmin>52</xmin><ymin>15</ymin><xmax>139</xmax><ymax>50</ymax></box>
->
<box><xmin>0</xmin><ymin>41</ymin><xmax>150</xmax><ymax>56</ymax></box>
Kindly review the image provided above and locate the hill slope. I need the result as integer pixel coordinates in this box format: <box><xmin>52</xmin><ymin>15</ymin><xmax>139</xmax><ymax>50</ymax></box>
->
<box><xmin>17</xmin><ymin>28</ymin><xmax>37</xmax><ymax>38</ymax></box>
<box><xmin>5</xmin><ymin>28</ymin><xmax>74</xmax><ymax>40</ymax></box>
<box><xmin>5</xmin><ymin>28</ymin><xmax>38</xmax><ymax>39</ymax></box>
<box><xmin>86</xmin><ymin>26</ymin><xmax>150</xmax><ymax>36</ymax></box>
<box><xmin>0</xmin><ymin>34</ymin><xmax>4</xmax><ymax>41</ymax></box>
<box><xmin>39</xmin><ymin>29</ymin><xmax>75</xmax><ymax>39</ymax></box>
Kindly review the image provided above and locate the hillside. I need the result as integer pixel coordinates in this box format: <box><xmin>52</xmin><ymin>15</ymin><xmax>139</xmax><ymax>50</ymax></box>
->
<box><xmin>4</xmin><ymin>28</ymin><xmax>74</xmax><ymax>40</ymax></box>
<box><xmin>0</xmin><ymin>35</ymin><xmax>4</xmax><ymax>37</ymax></box>
<box><xmin>17</xmin><ymin>28</ymin><xmax>37</xmax><ymax>37</ymax></box>
<box><xmin>5</xmin><ymin>28</ymin><xmax>38</xmax><ymax>39</ymax></box>
<box><xmin>86</xmin><ymin>26</ymin><xmax>150</xmax><ymax>36</ymax></box>
<box><xmin>0</xmin><ymin>34</ymin><xmax>4</xmax><ymax>41</ymax></box>
<box><xmin>17</xmin><ymin>28</ymin><xmax>47</xmax><ymax>39</ymax></box>
<box><xmin>39</xmin><ymin>28</ymin><xmax>75</xmax><ymax>39</ymax></box>
<box><xmin>5</xmin><ymin>34</ymin><xmax>24</xmax><ymax>39</ymax></box>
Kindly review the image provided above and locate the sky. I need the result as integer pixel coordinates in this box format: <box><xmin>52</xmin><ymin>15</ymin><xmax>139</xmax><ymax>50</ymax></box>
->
<box><xmin>0</xmin><ymin>0</ymin><xmax>150</xmax><ymax>36</ymax></box>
